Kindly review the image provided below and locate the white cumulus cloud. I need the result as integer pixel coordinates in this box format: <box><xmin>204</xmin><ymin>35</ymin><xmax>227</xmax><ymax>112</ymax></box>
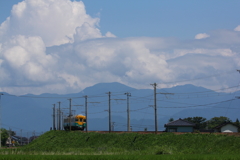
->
<box><xmin>0</xmin><ymin>0</ymin><xmax>101</xmax><ymax>47</ymax></box>
<box><xmin>194</xmin><ymin>33</ymin><xmax>210</xmax><ymax>39</ymax></box>
<box><xmin>0</xmin><ymin>0</ymin><xmax>240</xmax><ymax>95</ymax></box>
<box><xmin>1</xmin><ymin>35</ymin><xmax>56</xmax><ymax>83</ymax></box>
<box><xmin>234</xmin><ymin>25</ymin><xmax>240</xmax><ymax>31</ymax></box>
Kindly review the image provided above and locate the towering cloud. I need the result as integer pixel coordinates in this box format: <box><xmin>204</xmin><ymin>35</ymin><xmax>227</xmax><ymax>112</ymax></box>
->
<box><xmin>0</xmin><ymin>0</ymin><xmax>104</xmax><ymax>46</ymax></box>
<box><xmin>0</xmin><ymin>0</ymin><xmax>240</xmax><ymax>95</ymax></box>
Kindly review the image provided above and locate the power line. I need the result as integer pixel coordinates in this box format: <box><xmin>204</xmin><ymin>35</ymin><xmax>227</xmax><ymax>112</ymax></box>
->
<box><xmin>158</xmin><ymin>98</ymin><xmax>236</xmax><ymax>108</ymax></box>
<box><xmin>157</xmin><ymin>70</ymin><xmax>237</xmax><ymax>85</ymax></box>
<box><xmin>171</xmin><ymin>85</ymin><xmax>240</xmax><ymax>95</ymax></box>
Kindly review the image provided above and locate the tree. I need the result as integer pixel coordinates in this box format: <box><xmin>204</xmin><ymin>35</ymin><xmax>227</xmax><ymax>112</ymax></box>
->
<box><xmin>207</xmin><ymin>116</ymin><xmax>231</xmax><ymax>129</ymax></box>
<box><xmin>234</xmin><ymin>118</ymin><xmax>240</xmax><ymax>132</ymax></box>
<box><xmin>183</xmin><ymin>117</ymin><xmax>207</xmax><ymax>130</ymax></box>
<box><xmin>235</xmin><ymin>118</ymin><xmax>240</xmax><ymax>126</ymax></box>
<box><xmin>168</xmin><ymin>118</ymin><xmax>174</xmax><ymax>122</ymax></box>
<box><xmin>0</xmin><ymin>128</ymin><xmax>9</xmax><ymax>146</ymax></box>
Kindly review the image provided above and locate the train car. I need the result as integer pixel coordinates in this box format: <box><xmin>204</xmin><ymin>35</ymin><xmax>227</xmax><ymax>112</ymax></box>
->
<box><xmin>63</xmin><ymin>114</ymin><xmax>86</xmax><ymax>131</ymax></box>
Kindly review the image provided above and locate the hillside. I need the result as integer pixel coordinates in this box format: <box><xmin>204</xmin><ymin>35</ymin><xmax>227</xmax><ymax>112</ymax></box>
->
<box><xmin>18</xmin><ymin>131</ymin><xmax>240</xmax><ymax>155</ymax></box>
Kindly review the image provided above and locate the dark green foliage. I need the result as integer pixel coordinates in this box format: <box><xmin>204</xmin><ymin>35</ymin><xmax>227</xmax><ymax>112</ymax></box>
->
<box><xmin>235</xmin><ymin>118</ymin><xmax>240</xmax><ymax>132</ymax></box>
<box><xmin>183</xmin><ymin>117</ymin><xmax>207</xmax><ymax>130</ymax></box>
<box><xmin>235</xmin><ymin>118</ymin><xmax>240</xmax><ymax>127</ymax></box>
<box><xmin>207</xmin><ymin>116</ymin><xmax>231</xmax><ymax>129</ymax></box>
<box><xmin>8</xmin><ymin>131</ymin><xmax>240</xmax><ymax>155</ymax></box>
<box><xmin>0</xmin><ymin>128</ymin><xmax>9</xmax><ymax>146</ymax></box>
<box><xmin>235</xmin><ymin>118</ymin><xmax>239</xmax><ymax>123</ymax></box>
<box><xmin>168</xmin><ymin>118</ymin><xmax>174</xmax><ymax>122</ymax></box>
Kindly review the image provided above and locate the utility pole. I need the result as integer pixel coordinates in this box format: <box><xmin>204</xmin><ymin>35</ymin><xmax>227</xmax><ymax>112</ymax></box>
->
<box><xmin>8</xmin><ymin>128</ymin><xmax>12</xmax><ymax>147</ymax></box>
<box><xmin>72</xmin><ymin>110</ymin><xmax>76</xmax><ymax>115</ymax></box>
<box><xmin>61</xmin><ymin>111</ymin><xmax>64</xmax><ymax>130</ymax></box>
<box><xmin>85</xmin><ymin>96</ymin><xmax>88</xmax><ymax>132</ymax></box>
<box><xmin>56</xmin><ymin>107</ymin><xmax>58</xmax><ymax>130</ymax></box>
<box><xmin>33</xmin><ymin>130</ymin><xmax>35</xmax><ymax>141</ymax></box>
<box><xmin>106</xmin><ymin>92</ymin><xmax>111</xmax><ymax>133</ymax></box>
<box><xmin>0</xmin><ymin>93</ymin><xmax>3</xmax><ymax>149</ymax></box>
<box><xmin>150</xmin><ymin>83</ymin><xmax>158</xmax><ymax>134</ymax></box>
<box><xmin>52</xmin><ymin>104</ymin><xmax>56</xmax><ymax>130</ymax></box>
<box><xmin>106</xmin><ymin>92</ymin><xmax>125</xmax><ymax>133</ymax></box>
<box><xmin>68</xmin><ymin>99</ymin><xmax>72</xmax><ymax>131</ymax></box>
<box><xmin>112</xmin><ymin>122</ymin><xmax>115</xmax><ymax>131</ymax></box>
<box><xmin>20</xmin><ymin>129</ymin><xmax>22</xmax><ymax>146</ymax></box>
<box><xmin>27</xmin><ymin>132</ymin><xmax>29</xmax><ymax>144</ymax></box>
<box><xmin>56</xmin><ymin>103</ymin><xmax>59</xmax><ymax>130</ymax></box>
<box><xmin>58</xmin><ymin>102</ymin><xmax>61</xmax><ymax>130</ymax></box>
<box><xmin>150</xmin><ymin>83</ymin><xmax>174</xmax><ymax>134</ymax></box>
<box><xmin>84</xmin><ymin>96</ymin><xmax>100</xmax><ymax>132</ymax></box>
<box><xmin>125</xmin><ymin>92</ymin><xmax>131</xmax><ymax>131</ymax></box>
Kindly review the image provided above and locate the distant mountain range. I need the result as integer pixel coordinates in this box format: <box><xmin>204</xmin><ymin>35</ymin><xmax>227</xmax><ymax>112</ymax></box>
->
<box><xmin>1</xmin><ymin>82</ymin><xmax>240</xmax><ymax>135</ymax></box>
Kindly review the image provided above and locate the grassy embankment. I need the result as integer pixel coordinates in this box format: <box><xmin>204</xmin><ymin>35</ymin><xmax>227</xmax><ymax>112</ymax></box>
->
<box><xmin>1</xmin><ymin>154</ymin><xmax>240</xmax><ymax>160</ymax></box>
<box><xmin>1</xmin><ymin>131</ymin><xmax>240</xmax><ymax>159</ymax></box>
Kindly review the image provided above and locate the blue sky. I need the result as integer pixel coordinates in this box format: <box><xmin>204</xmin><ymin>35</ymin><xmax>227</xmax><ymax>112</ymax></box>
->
<box><xmin>80</xmin><ymin>0</ymin><xmax>240</xmax><ymax>38</ymax></box>
<box><xmin>1</xmin><ymin>0</ymin><xmax>240</xmax><ymax>39</ymax></box>
<box><xmin>0</xmin><ymin>0</ymin><xmax>240</xmax><ymax>95</ymax></box>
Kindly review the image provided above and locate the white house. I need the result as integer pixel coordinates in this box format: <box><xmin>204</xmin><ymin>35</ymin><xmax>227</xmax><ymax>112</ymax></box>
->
<box><xmin>213</xmin><ymin>122</ymin><xmax>239</xmax><ymax>133</ymax></box>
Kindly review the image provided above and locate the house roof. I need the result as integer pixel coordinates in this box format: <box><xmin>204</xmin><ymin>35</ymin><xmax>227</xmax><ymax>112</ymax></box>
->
<box><xmin>213</xmin><ymin>122</ymin><xmax>239</xmax><ymax>129</ymax></box>
<box><xmin>164</xmin><ymin>118</ymin><xmax>195</xmax><ymax>127</ymax></box>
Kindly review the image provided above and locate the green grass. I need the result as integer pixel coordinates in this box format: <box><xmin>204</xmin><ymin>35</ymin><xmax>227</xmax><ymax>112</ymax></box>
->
<box><xmin>1</xmin><ymin>131</ymin><xmax>240</xmax><ymax>155</ymax></box>
<box><xmin>1</xmin><ymin>155</ymin><xmax>240</xmax><ymax>160</ymax></box>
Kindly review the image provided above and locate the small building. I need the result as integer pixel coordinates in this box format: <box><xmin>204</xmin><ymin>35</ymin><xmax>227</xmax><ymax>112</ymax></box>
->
<box><xmin>164</xmin><ymin>118</ymin><xmax>195</xmax><ymax>132</ymax></box>
<box><xmin>213</xmin><ymin>122</ymin><xmax>239</xmax><ymax>133</ymax></box>
<box><xmin>5</xmin><ymin>137</ymin><xmax>13</xmax><ymax>147</ymax></box>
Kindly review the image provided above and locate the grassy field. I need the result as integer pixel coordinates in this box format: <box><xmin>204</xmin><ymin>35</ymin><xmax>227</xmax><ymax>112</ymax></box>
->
<box><xmin>1</xmin><ymin>131</ymin><xmax>240</xmax><ymax>159</ymax></box>
<box><xmin>20</xmin><ymin>131</ymin><xmax>240</xmax><ymax>154</ymax></box>
<box><xmin>1</xmin><ymin>154</ymin><xmax>240</xmax><ymax>160</ymax></box>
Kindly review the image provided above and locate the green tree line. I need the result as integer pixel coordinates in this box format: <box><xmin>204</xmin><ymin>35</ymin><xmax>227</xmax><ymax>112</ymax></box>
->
<box><xmin>0</xmin><ymin>128</ymin><xmax>9</xmax><ymax>146</ymax></box>
<box><xmin>0</xmin><ymin>128</ymin><xmax>16</xmax><ymax>146</ymax></box>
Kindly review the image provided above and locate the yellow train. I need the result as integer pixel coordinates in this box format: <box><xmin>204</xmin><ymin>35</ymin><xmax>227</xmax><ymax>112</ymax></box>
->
<box><xmin>63</xmin><ymin>114</ymin><xmax>86</xmax><ymax>131</ymax></box>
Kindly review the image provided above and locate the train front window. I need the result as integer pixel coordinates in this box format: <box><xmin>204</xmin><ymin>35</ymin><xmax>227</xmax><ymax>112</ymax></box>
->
<box><xmin>84</xmin><ymin>119</ymin><xmax>86</xmax><ymax>122</ymax></box>
<box><xmin>75</xmin><ymin>119</ymin><xmax>79</xmax><ymax>121</ymax></box>
<box><xmin>80</xmin><ymin>118</ymin><xmax>83</xmax><ymax>122</ymax></box>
